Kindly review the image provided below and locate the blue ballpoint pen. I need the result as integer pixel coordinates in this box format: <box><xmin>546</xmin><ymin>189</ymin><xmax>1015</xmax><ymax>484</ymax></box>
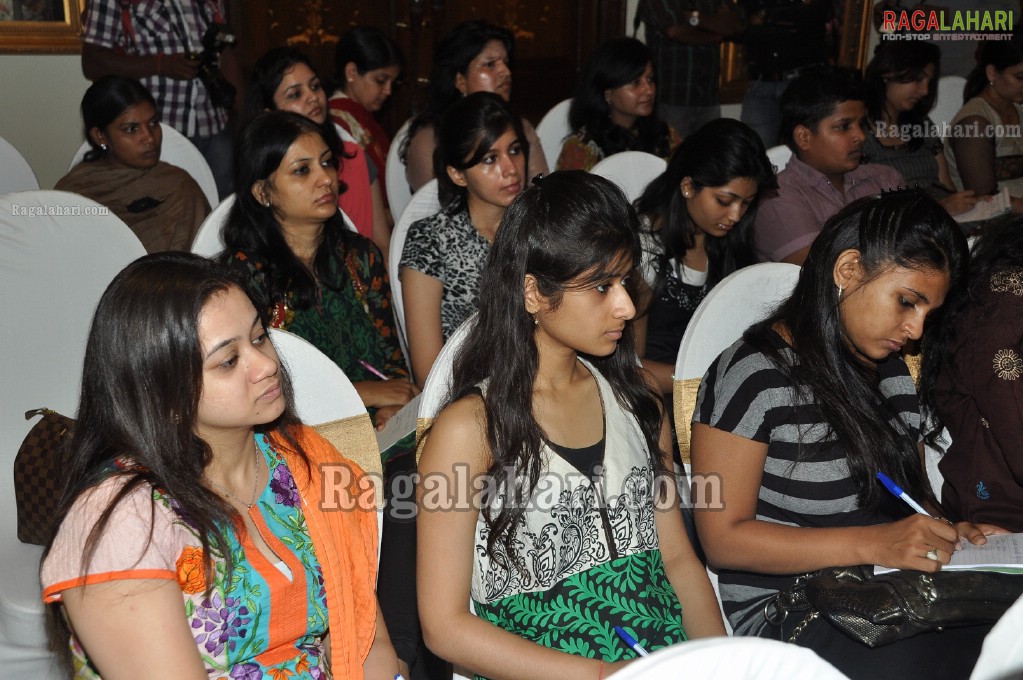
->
<box><xmin>877</xmin><ymin>472</ymin><xmax>933</xmax><ymax>517</ymax></box>
<box><xmin>613</xmin><ymin>626</ymin><xmax>650</xmax><ymax>657</ymax></box>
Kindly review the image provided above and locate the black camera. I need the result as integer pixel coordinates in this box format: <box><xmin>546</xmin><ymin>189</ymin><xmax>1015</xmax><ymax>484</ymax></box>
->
<box><xmin>193</xmin><ymin>22</ymin><xmax>237</xmax><ymax>110</ymax></box>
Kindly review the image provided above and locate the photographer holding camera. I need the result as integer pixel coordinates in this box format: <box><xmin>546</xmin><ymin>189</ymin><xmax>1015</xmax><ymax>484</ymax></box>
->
<box><xmin>81</xmin><ymin>0</ymin><xmax>242</xmax><ymax>199</ymax></box>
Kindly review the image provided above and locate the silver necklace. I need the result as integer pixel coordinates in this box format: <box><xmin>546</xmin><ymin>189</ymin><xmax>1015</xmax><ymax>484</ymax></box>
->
<box><xmin>206</xmin><ymin>442</ymin><xmax>261</xmax><ymax>509</ymax></box>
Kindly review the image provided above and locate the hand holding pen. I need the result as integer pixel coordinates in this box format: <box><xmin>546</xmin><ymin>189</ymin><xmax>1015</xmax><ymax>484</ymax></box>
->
<box><xmin>876</xmin><ymin>472</ymin><xmax>959</xmax><ymax>568</ymax></box>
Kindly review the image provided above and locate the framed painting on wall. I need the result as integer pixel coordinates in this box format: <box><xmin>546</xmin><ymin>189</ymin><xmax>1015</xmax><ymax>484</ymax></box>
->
<box><xmin>0</xmin><ymin>0</ymin><xmax>82</xmax><ymax>53</ymax></box>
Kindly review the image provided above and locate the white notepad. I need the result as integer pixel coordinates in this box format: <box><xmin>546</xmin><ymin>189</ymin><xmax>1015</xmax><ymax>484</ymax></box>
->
<box><xmin>954</xmin><ymin>187</ymin><xmax>1011</xmax><ymax>224</ymax></box>
<box><xmin>875</xmin><ymin>533</ymin><xmax>1023</xmax><ymax>575</ymax></box>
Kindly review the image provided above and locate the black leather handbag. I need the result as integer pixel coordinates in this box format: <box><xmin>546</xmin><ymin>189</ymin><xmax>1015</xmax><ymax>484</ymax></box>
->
<box><xmin>768</xmin><ymin>565</ymin><xmax>1023</xmax><ymax>648</ymax></box>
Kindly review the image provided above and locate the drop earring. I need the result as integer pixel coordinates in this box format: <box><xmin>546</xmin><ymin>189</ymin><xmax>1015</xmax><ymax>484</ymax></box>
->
<box><xmin>100</xmin><ymin>143</ymin><xmax>107</xmax><ymax>151</ymax></box>
<box><xmin>837</xmin><ymin>284</ymin><xmax>844</xmax><ymax>300</ymax></box>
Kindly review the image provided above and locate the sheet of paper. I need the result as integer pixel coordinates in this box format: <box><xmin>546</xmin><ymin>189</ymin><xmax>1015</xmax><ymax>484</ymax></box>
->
<box><xmin>875</xmin><ymin>532</ymin><xmax>1023</xmax><ymax>574</ymax></box>
<box><xmin>375</xmin><ymin>392</ymin><xmax>421</xmax><ymax>453</ymax></box>
<box><xmin>946</xmin><ymin>532</ymin><xmax>1023</xmax><ymax>570</ymax></box>
<box><xmin>954</xmin><ymin>186</ymin><xmax>1011</xmax><ymax>224</ymax></box>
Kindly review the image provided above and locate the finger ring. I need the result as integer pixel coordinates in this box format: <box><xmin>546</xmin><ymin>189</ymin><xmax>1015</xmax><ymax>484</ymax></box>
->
<box><xmin>926</xmin><ymin>548</ymin><xmax>939</xmax><ymax>561</ymax></box>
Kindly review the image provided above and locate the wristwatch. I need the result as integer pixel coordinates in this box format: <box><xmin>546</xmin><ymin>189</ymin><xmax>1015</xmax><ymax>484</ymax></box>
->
<box><xmin>688</xmin><ymin>10</ymin><xmax>700</xmax><ymax>27</ymax></box>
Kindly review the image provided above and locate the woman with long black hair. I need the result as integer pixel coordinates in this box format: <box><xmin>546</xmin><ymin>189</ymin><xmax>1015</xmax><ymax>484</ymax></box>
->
<box><xmin>417</xmin><ymin>171</ymin><xmax>725</xmax><ymax>680</ymax></box>
<box><xmin>691</xmin><ymin>190</ymin><xmax>1005</xmax><ymax>679</ymax></box>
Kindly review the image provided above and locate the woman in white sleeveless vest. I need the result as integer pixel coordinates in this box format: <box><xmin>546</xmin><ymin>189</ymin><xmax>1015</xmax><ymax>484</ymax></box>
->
<box><xmin>417</xmin><ymin>170</ymin><xmax>726</xmax><ymax>680</ymax></box>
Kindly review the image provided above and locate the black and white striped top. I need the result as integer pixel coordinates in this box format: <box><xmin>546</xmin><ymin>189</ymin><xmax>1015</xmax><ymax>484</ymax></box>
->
<box><xmin>693</xmin><ymin>331</ymin><xmax>919</xmax><ymax>636</ymax></box>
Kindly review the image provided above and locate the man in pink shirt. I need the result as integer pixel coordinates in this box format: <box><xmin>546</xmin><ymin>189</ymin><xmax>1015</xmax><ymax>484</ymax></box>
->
<box><xmin>755</xmin><ymin>68</ymin><xmax>904</xmax><ymax>265</ymax></box>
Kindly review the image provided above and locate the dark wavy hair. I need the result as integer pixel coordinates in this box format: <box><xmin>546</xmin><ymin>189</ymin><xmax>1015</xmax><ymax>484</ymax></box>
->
<box><xmin>780</xmin><ymin>66</ymin><xmax>865</xmax><ymax>155</ymax></box>
<box><xmin>335</xmin><ymin>26</ymin><xmax>403</xmax><ymax>79</ymax></box>
<box><xmin>434</xmin><ymin>91</ymin><xmax>527</xmax><ymax>210</ymax></box>
<box><xmin>446</xmin><ymin>170</ymin><xmax>668</xmax><ymax>563</ymax></box>
<box><xmin>920</xmin><ymin>214</ymin><xmax>1023</xmax><ymax>448</ymax></box>
<box><xmin>80</xmin><ymin>75</ymin><xmax>158</xmax><ymax>162</ymax></box>
<box><xmin>864</xmin><ymin>42</ymin><xmax>941</xmax><ymax>152</ymax></box>
<box><xmin>223</xmin><ymin>111</ymin><xmax>357</xmax><ymax>311</ymax></box>
<box><xmin>42</xmin><ymin>253</ymin><xmax>306</xmax><ymax>671</ymax></box>
<box><xmin>247</xmin><ymin>46</ymin><xmax>350</xmax><ymax>186</ymax></box>
<box><xmin>635</xmin><ymin>119</ymin><xmax>774</xmax><ymax>293</ymax></box>
<box><xmin>964</xmin><ymin>40</ymin><xmax>1023</xmax><ymax>102</ymax></box>
<box><xmin>745</xmin><ymin>190</ymin><xmax>967</xmax><ymax>515</ymax></box>
<box><xmin>568</xmin><ymin>37</ymin><xmax>672</xmax><ymax>159</ymax></box>
<box><xmin>401</xmin><ymin>20</ymin><xmax>514</xmax><ymax>163</ymax></box>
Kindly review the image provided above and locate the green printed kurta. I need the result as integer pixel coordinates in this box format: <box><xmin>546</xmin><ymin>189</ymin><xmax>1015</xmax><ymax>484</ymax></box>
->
<box><xmin>472</xmin><ymin>359</ymin><xmax>687</xmax><ymax>672</ymax></box>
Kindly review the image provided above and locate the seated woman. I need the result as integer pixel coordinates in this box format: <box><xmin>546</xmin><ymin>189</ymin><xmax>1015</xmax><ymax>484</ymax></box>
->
<box><xmin>400</xmin><ymin>92</ymin><xmax>526</xmax><ymax>387</ymax></box>
<box><xmin>691</xmin><ymin>190</ymin><xmax>1005</xmax><ymax>680</ymax></box>
<box><xmin>557</xmin><ymin>37</ymin><xmax>680</xmax><ymax>172</ymax></box>
<box><xmin>863</xmin><ymin>42</ymin><xmax>977</xmax><ymax>217</ymax></box>
<box><xmin>946</xmin><ymin>41</ymin><xmax>1023</xmax><ymax>213</ymax></box>
<box><xmin>923</xmin><ymin>215</ymin><xmax>1023</xmax><ymax>532</ymax></box>
<box><xmin>634</xmin><ymin>118</ymin><xmax>774</xmax><ymax>395</ymax></box>
<box><xmin>401</xmin><ymin>19</ymin><xmax>547</xmax><ymax>192</ymax></box>
<box><xmin>417</xmin><ymin>171</ymin><xmax>726</xmax><ymax>680</ymax></box>
<box><xmin>330</xmin><ymin>26</ymin><xmax>403</xmax><ymax>206</ymax></box>
<box><xmin>40</xmin><ymin>252</ymin><xmax>399</xmax><ymax>679</ymax></box>
<box><xmin>249</xmin><ymin>47</ymin><xmax>391</xmax><ymax>255</ymax></box>
<box><xmin>55</xmin><ymin>75</ymin><xmax>210</xmax><ymax>252</ymax></box>
<box><xmin>223</xmin><ymin>111</ymin><xmax>417</xmax><ymax>430</ymax></box>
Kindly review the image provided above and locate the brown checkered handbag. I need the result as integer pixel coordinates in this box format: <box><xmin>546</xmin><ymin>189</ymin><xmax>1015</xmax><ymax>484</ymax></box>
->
<box><xmin>14</xmin><ymin>408</ymin><xmax>74</xmax><ymax>545</ymax></box>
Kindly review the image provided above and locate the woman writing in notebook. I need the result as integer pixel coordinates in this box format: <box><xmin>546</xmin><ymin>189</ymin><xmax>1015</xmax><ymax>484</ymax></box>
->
<box><xmin>691</xmin><ymin>190</ymin><xmax>1005</xmax><ymax>679</ymax></box>
<box><xmin>417</xmin><ymin>171</ymin><xmax>726</xmax><ymax>680</ymax></box>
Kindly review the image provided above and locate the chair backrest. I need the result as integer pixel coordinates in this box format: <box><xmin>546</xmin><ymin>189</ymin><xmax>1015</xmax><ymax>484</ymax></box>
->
<box><xmin>191</xmin><ymin>193</ymin><xmax>236</xmax><ymax>257</ymax></box>
<box><xmin>536</xmin><ymin>98</ymin><xmax>572</xmax><ymax>169</ymax></box>
<box><xmin>971</xmin><ymin>593</ymin><xmax>1023</xmax><ymax>680</ymax></box>
<box><xmin>190</xmin><ymin>195</ymin><xmax>358</xmax><ymax>259</ymax></box>
<box><xmin>673</xmin><ymin>262</ymin><xmax>800</xmax><ymax>463</ymax></box>
<box><xmin>590</xmin><ymin>151</ymin><xmax>667</xmax><ymax>202</ymax></box>
<box><xmin>767</xmin><ymin>144</ymin><xmax>793</xmax><ymax>173</ymax></box>
<box><xmin>932</xmin><ymin>75</ymin><xmax>967</xmax><ymax>133</ymax></box>
<box><xmin>609</xmin><ymin>636</ymin><xmax>849</xmax><ymax>680</ymax></box>
<box><xmin>415</xmin><ymin>313</ymin><xmax>475</xmax><ymax>449</ymax></box>
<box><xmin>268</xmin><ymin>328</ymin><xmax>381</xmax><ymax>478</ymax></box>
<box><xmin>69</xmin><ymin>123</ymin><xmax>219</xmax><ymax>209</ymax></box>
<box><xmin>0</xmin><ymin>190</ymin><xmax>145</xmax><ymax>659</ymax></box>
<box><xmin>389</xmin><ymin>179</ymin><xmax>441</xmax><ymax>363</ymax></box>
<box><xmin>386</xmin><ymin>119</ymin><xmax>413</xmax><ymax>222</ymax></box>
<box><xmin>0</xmin><ymin>136</ymin><xmax>39</xmax><ymax>195</ymax></box>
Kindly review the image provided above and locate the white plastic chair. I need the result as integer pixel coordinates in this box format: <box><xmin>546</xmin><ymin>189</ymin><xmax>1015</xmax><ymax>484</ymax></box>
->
<box><xmin>190</xmin><ymin>195</ymin><xmax>358</xmax><ymax>259</ymax></box>
<box><xmin>767</xmin><ymin>144</ymin><xmax>793</xmax><ymax>173</ymax></box>
<box><xmin>413</xmin><ymin>313</ymin><xmax>474</xmax><ymax>680</ymax></box>
<box><xmin>389</xmin><ymin>179</ymin><xmax>441</xmax><ymax>365</ymax></box>
<box><xmin>536</xmin><ymin>98</ymin><xmax>572</xmax><ymax>170</ymax></box>
<box><xmin>386</xmin><ymin>119</ymin><xmax>413</xmax><ymax>223</ymax></box>
<box><xmin>932</xmin><ymin>75</ymin><xmax>967</xmax><ymax>135</ymax></box>
<box><xmin>0</xmin><ymin>136</ymin><xmax>39</xmax><ymax>195</ymax></box>
<box><xmin>971</xmin><ymin>593</ymin><xmax>1023</xmax><ymax>680</ymax></box>
<box><xmin>671</xmin><ymin>262</ymin><xmax>800</xmax><ymax>635</ymax></box>
<box><xmin>610</xmin><ymin>636</ymin><xmax>849</xmax><ymax>680</ymax></box>
<box><xmin>0</xmin><ymin>190</ymin><xmax>146</xmax><ymax>679</ymax></box>
<box><xmin>591</xmin><ymin>151</ymin><xmax>667</xmax><ymax>202</ymax></box>
<box><xmin>68</xmin><ymin>123</ymin><xmax>219</xmax><ymax>210</ymax></box>
<box><xmin>191</xmin><ymin>193</ymin><xmax>236</xmax><ymax>258</ymax></box>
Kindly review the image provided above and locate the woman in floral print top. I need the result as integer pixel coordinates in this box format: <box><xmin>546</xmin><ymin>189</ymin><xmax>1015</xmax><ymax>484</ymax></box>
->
<box><xmin>41</xmin><ymin>253</ymin><xmax>400</xmax><ymax>679</ymax></box>
<box><xmin>223</xmin><ymin>111</ymin><xmax>418</xmax><ymax>430</ymax></box>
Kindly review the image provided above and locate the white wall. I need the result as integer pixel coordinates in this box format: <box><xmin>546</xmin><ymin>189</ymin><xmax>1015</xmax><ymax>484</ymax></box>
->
<box><xmin>0</xmin><ymin>55</ymin><xmax>90</xmax><ymax>189</ymax></box>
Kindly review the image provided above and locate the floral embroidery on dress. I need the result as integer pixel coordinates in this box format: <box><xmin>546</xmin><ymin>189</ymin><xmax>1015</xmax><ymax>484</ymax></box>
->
<box><xmin>177</xmin><ymin>545</ymin><xmax>207</xmax><ymax>594</ymax></box>
<box><xmin>990</xmin><ymin>267</ymin><xmax>1023</xmax><ymax>296</ymax></box>
<box><xmin>993</xmin><ymin>348</ymin><xmax>1023</xmax><ymax>380</ymax></box>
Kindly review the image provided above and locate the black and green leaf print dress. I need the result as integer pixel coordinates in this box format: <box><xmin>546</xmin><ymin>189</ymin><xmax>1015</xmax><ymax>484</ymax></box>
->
<box><xmin>472</xmin><ymin>359</ymin><xmax>688</xmax><ymax>669</ymax></box>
